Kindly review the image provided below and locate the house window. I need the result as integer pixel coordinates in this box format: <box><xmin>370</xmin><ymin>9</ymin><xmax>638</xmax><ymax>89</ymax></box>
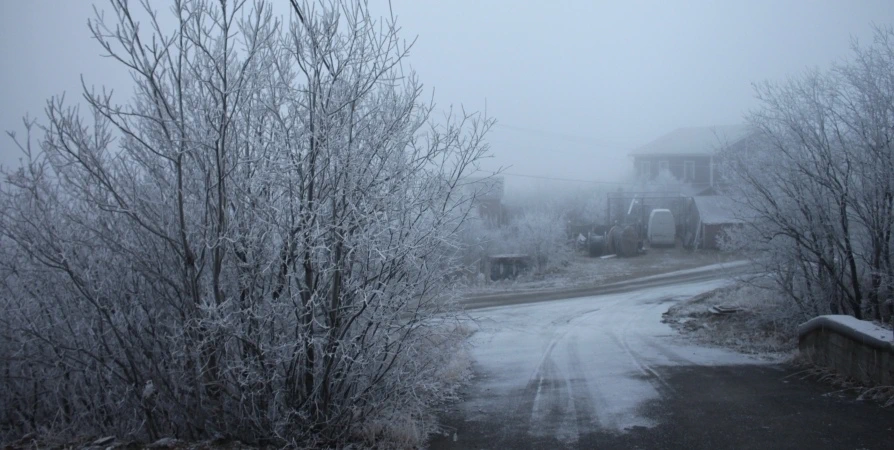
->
<box><xmin>658</xmin><ymin>160</ymin><xmax>669</xmax><ymax>173</ymax></box>
<box><xmin>684</xmin><ymin>160</ymin><xmax>695</xmax><ymax>181</ymax></box>
<box><xmin>640</xmin><ymin>160</ymin><xmax>651</xmax><ymax>179</ymax></box>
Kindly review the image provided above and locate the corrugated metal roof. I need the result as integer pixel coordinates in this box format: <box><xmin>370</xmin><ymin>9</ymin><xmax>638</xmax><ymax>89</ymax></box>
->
<box><xmin>693</xmin><ymin>195</ymin><xmax>745</xmax><ymax>225</ymax></box>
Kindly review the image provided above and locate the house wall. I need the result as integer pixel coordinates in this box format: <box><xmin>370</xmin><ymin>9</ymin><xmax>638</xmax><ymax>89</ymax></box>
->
<box><xmin>633</xmin><ymin>155</ymin><xmax>713</xmax><ymax>185</ymax></box>
<box><xmin>476</xmin><ymin>199</ymin><xmax>508</xmax><ymax>226</ymax></box>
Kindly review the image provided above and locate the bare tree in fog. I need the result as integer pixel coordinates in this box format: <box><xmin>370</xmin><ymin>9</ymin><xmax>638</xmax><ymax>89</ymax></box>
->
<box><xmin>723</xmin><ymin>27</ymin><xmax>894</xmax><ymax>325</ymax></box>
<box><xmin>0</xmin><ymin>0</ymin><xmax>492</xmax><ymax>446</ymax></box>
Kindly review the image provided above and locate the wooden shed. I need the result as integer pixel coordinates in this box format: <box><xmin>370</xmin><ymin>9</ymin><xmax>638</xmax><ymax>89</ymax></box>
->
<box><xmin>484</xmin><ymin>254</ymin><xmax>531</xmax><ymax>281</ymax></box>
<box><xmin>682</xmin><ymin>196</ymin><xmax>746</xmax><ymax>250</ymax></box>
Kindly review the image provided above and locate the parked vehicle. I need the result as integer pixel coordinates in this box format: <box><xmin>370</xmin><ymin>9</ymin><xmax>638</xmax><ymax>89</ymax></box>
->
<box><xmin>648</xmin><ymin>208</ymin><xmax>676</xmax><ymax>247</ymax></box>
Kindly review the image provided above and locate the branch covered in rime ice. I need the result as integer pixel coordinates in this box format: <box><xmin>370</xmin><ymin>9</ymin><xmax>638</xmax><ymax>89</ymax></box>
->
<box><xmin>0</xmin><ymin>0</ymin><xmax>493</xmax><ymax>446</ymax></box>
<box><xmin>721</xmin><ymin>26</ymin><xmax>894</xmax><ymax>328</ymax></box>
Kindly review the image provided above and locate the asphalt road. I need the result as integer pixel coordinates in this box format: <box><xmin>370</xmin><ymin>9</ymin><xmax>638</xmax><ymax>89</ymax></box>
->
<box><xmin>428</xmin><ymin>269</ymin><xmax>894</xmax><ymax>449</ymax></box>
<box><xmin>430</xmin><ymin>364</ymin><xmax>894</xmax><ymax>449</ymax></box>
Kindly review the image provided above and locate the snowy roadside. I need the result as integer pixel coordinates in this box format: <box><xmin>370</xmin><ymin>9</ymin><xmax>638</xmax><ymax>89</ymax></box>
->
<box><xmin>662</xmin><ymin>281</ymin><xmax>894</xmax><ymax>368</ymax></box>
<box><xmin>663</xmin><ymin>285</ymin><xmax>894</xmax><ymax>409</ymax></box>
<box><xmin>661</xmin><ymin>282</ymin><xmax>800</xmax><ymax>360</ymax></box>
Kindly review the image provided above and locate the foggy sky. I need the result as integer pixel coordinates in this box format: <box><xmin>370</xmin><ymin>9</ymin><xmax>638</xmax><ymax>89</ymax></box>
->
<box><xmin>2</xmin><ymin>0</ymin><xmax>893</xmax><ymax>190</ymax></box>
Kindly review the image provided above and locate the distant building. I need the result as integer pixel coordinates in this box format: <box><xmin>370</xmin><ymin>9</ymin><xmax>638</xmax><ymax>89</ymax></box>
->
<box><xmin>629</xmin><ymin>125</ymin><xmax>753</xmax><ymax>195</ymax></box>
<box><xmin>465</xmin><ymin>176</ymin><xmax>508</xmax><ymax>225</ymax></box>
<box><xmin>621</xmin><ymin>125</ymin><xmax>759</xmax><ymax>248</ymax></box>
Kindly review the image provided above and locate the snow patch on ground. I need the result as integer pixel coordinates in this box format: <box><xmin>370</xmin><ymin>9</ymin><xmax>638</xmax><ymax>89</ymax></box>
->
<box><xmin>633</xmin><ymin>259</ymin><xmax>751</xmax><ymax>282</ymax></box>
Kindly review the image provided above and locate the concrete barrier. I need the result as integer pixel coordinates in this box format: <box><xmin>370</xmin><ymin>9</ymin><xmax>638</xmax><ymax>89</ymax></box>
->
<box><xmin>798</xmin><ymin>315</ymin><xmax>894</xmax><ymax>386</ymax></box>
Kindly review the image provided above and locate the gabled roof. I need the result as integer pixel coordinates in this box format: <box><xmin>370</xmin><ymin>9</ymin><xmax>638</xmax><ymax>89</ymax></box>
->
<box><xmin>630</xmin><ymin>125</ymin><xmax>753</xmax><ymax>157</ymax></box>
<box><xmin>692</xmin><ymin>195</ymin><xmax>754</xmax><ymax>225</ymax></box>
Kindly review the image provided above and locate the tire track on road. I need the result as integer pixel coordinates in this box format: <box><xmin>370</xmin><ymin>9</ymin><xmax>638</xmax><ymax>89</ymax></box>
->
<box><xmin>509</xmin><ymin>306</ymin><xmax>614</xmax><ymax>442</ymax></box>
<box><xmin>607</xmin><ymin>303</ymin><xmax>679</xmax><ymax>398</ymax></box>
<box><xmin>565</xmin><ymin>338</ymin><xmax>606</xmax><ymax>434</ymax></box>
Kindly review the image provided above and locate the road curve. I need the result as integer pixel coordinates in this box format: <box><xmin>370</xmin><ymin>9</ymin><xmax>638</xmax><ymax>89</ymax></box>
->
<box><xmin>432</xmin><ymin>270</ymin><xmax>894</xmax><ymax>449</ymax></box>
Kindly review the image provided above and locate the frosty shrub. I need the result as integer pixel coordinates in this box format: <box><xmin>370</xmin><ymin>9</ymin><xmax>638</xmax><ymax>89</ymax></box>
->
<box><xmin>512</xmin><ymin>207</ymin><xmax>572</xmax><ymax>274</ymax></box>
<box><xmin>722</xmin><ymin>27</ymin><xmax>894</xmax><ymax>325</ymax></box>
<box><xmin>0</xmin><ymin>0</ymin><xmax>491</xmax><ymax>446</ymax></box>
<box><xmin>456</xmin><ymin>194</ymin><xmax>577</xmax><ymax>279</ymax></box>
<box><xmin>452</xmin><ymin>183</ymin><xmax>608</xmax><ymax>283</ymax></box>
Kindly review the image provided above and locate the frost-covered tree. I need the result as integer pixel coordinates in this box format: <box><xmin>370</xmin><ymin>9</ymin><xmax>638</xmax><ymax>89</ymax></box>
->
<box><xmin>0</xmin><ymin>0</ymin><xmax>492</xmax><ymax>446</ymax></box>
<box><xmin>722</xmin><ymin>27</ymin><xmax>894</xmax><ymax>325</ymax></box>
<box><xmin>513</xmin><ymin>206</ymin><xmax>572</xmax><ymax>273</ymax></box>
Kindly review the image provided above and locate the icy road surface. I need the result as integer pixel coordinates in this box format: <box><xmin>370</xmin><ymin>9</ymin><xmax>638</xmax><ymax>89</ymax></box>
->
<box><xmin>453</xmin><ymin>279</ymin><xmax>763</xmax><ymax>442</ymax></box>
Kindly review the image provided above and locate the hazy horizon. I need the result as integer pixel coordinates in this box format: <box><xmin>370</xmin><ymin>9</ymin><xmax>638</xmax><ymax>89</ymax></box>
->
<box><xmin>2</xmin><ymin>0</ymin><xmax>893</xmax><ymax>192</ymax></box>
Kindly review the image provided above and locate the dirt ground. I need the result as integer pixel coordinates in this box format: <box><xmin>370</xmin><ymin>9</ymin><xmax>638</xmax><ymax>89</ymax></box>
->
<box><xmin>459</xmin><ymin>247</ymin><xmax>741</xmax><ymax>298</ymax></box>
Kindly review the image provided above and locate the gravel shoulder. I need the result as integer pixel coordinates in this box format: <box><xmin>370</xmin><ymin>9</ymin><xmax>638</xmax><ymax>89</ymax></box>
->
<box><xmin>662</xmin><ymin>280</ymin><xmax>894</xmax><ymax>409</ymax></box>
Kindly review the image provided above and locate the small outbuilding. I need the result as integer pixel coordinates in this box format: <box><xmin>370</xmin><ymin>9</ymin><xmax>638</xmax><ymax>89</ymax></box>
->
<box><xmin>485</xmin><ymin>254</ymin><xmax>531</xmax><ymax>281</ymax></box>
<box><xmin>682</xmin><ymin>196</ymin><xmax>747</xmax><ymax>250</ymax></box>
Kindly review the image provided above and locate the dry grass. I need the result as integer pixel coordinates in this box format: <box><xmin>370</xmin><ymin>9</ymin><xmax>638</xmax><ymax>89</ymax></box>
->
<box><xmin>787</xmin><ymin>354</ymin><xmax>894</xmax><ymax>408</ymax></box>
<box><xmin>663</xmin><ymin>281</ymin><xmax>800</xmax><ymax>359</ymax></box>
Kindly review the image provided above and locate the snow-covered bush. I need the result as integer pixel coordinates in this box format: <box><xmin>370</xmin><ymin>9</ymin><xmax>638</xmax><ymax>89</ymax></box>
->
<box><xmin>0</xmin><ymin>1</ymin><xmax>491</xmax><ymax>446</ymax></box>
<box><xmin>455</xmin><ymin>187</ymin><xmax>588</xmax><ymax>279</ymax></box>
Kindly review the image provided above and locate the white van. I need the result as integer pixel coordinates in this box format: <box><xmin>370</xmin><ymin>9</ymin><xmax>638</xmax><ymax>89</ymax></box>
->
<box><xmin>648</xmin><ymin>209</ymin><xmax>675</xmax><ymax>247</ymax></box>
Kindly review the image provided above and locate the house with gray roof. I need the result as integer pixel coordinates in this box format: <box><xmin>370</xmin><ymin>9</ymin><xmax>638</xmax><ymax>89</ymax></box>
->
<box><xmin>630</xmin><ymin>125</ymin><xmax>752</xmax><ymax>194</ymax></box>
